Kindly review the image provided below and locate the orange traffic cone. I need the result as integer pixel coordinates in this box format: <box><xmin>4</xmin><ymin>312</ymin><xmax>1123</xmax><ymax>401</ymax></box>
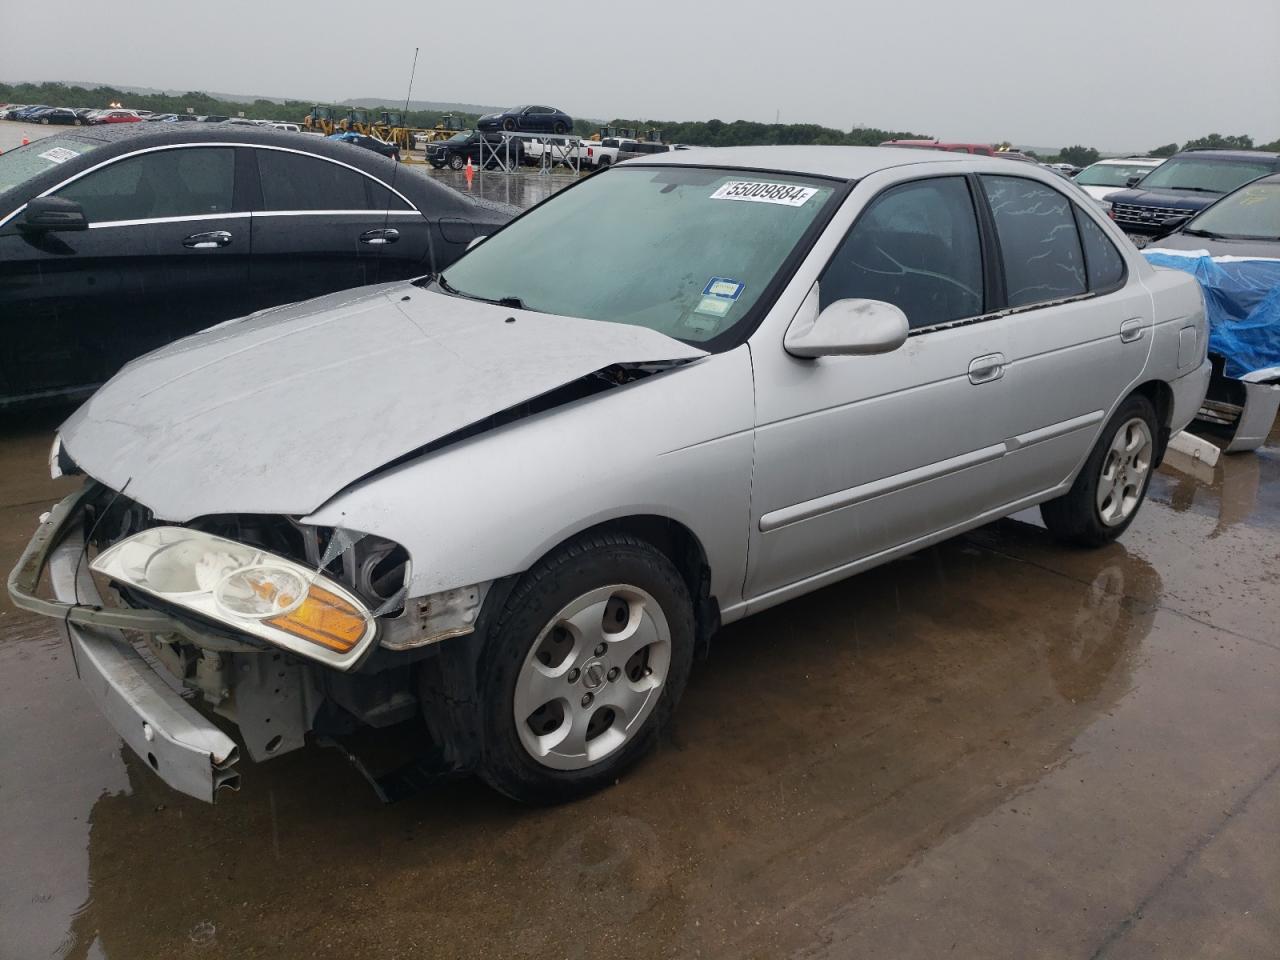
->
<box><xmin>464</xmin><ymin>155</ymin><xmax>474</xmax><ymax>187</ymax></box>
<box><xmin>21</xmin><ymin>137</ymin><xmax>30</xmax><ymax>146</ymax></box>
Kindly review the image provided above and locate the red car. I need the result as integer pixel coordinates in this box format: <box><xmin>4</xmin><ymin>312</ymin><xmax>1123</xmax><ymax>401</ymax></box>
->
<box><xmin>91</xmin><ymin>110</ymin><xmax>142</xmax><ymax>125</ymax></box>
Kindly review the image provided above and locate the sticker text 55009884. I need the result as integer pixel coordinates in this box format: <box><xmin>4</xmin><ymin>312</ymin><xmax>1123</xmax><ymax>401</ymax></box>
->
<box><xmin>710</xmin><ymin>181</ymin><xmax>818</xmax><ymax>207</ymax></box>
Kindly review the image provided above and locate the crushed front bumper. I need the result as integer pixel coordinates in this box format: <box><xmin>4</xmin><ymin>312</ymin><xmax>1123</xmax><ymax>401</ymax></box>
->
<box><xmin>7</xmin><ymin>488</ymin><xmax>240</xmax><ymax>802</ymax></box>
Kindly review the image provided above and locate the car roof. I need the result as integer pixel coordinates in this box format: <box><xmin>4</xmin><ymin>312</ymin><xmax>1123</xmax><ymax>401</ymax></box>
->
<box><xmin>621</xmin><ymin>145</ymin><xmax>973</xmax><ymax>180</ymax></box>
<box><xmin>1093</xmin><ymin>157</ymin><xmax>1162</xmax><ymax>164</ymax></box>
<box><xmin>1175</xmin><ymin>149</ymin><xmax>1280</xmax><ymax>162</ymax></box>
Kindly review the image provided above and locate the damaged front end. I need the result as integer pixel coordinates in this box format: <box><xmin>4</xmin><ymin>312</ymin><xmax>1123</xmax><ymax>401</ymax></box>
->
<box><xmin>8</xmin><ymin>481</ymin><xmax>485</xmax><ymax>803</ymax></box>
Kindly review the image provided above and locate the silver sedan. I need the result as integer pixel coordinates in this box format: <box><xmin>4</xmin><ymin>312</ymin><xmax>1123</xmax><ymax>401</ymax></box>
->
<box><xmin>12</xmin><ymin>146</ymin><xmax>1211</xmax><ymax>804</ymax></box>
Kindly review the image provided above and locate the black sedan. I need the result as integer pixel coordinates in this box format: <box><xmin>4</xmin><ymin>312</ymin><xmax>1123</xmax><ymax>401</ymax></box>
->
<box><xmin>327</xmin><ymin>131</ymin><xmax>401</xmax><ymax>162</ymax></box>
<box><xmin>476</xmin><ymin>105</ymin><xmax>573</xmax><ymax>135</ymax></box>
<box><xmin>0</xmin><ymin>124</ymin><xmax>516</xmax><ymax>408</ymax></box>
<box><xmin>33</xmin><ymin>107</ymin><xmax>84</xmax><ymax>126</ymax></box>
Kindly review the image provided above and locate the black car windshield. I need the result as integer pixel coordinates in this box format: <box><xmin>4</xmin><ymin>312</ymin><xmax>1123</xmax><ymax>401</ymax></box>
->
<box><xmin>1186</xmin><ymin>180</ymin><xmax>1280</xmax><ymax>240</ymax></box>
<box><xmin>1076</xmin><ymin>162</ymin><xmax>1159</xmax><ymax>187</ymax></box>
<box><xmin>440</xmin><ymin>166</ymin><xmax>838</xmax><ymax>343</ymax></box>
<box><xmin>1138</xmin><ymin>157</ymin><xmax>1274</xmax><ymax>194</ymax></box>
<box><xmin>0</xmin><ymin>137</ymin><xmax>101</xmax><ymax>195</ymax></box>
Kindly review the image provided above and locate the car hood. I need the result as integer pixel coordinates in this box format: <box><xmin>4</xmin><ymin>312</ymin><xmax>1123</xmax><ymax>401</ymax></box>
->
<box><xmin>1146</xmin><ymin>233</ymin><xmax>1280</xmax><ymax>260</ymax></box>
<box><xmin>1105</xmin><ymin>188</ymin><xmax>1218</xmax><ymax>212</ymax></box>
<box><xmin>59</xmin><ymin>283</ymin><xmax>706</xmax><ymax>521</ymax></box>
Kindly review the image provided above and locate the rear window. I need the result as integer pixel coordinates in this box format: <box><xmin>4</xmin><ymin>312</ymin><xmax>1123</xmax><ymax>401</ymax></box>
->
<box><xmin>0</xmin><ymin>138</ymin><xmax>101</xmax><ymax>195</ymax></box>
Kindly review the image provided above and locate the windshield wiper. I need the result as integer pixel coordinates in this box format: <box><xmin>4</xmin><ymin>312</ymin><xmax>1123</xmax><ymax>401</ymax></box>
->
<box><xmin>1181</xmin><ymin>227</ymin><xmax>1224</xmax><ymax>239</ymax></box>
<box><xmin>436</xmin><ymin>274</ymin><xmax>527</xmax><ymax>311</ymax></box>
<box><xmin>1164</xmin><ymin>186</ymin><xmax>1220</xmax><ymax>194</ymax></box>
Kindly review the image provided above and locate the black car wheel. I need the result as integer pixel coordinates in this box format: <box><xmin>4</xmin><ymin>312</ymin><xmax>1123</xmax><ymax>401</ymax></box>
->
<box><xmin>449</xmin><ymin>154</ymin><xmax>466</xmax><ymax>171</ymax></box>
<box><xmin>502</xmin><ymin>117</ymin><xmax>516</xmax><ymax>132</ymax></box>
<box><xmin>40</xmin><ymin>118</ymin><xmax>49</xmax><ymax>125</ymax></box>
<box><xmin>553</xmin><ymin>121</ymin><xmax>567</xmax><ymax>135</ymax></box>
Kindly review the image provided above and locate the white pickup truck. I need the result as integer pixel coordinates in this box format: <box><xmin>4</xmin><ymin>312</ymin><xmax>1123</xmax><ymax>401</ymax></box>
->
<box><xmin>521</xmin><ymin>135</ymin><xmax>588</xmax><ymax>168</ymax></box>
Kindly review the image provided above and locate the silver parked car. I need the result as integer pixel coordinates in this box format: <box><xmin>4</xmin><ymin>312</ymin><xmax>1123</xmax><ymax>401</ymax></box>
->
<box><xmin>11</xmin><ymin>147</ymin><xmax>1211</xmax><ymax>804</ymax></box>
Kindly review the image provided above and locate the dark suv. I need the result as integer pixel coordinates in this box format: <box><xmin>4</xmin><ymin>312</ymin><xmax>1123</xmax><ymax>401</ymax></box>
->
<box><xmin>428</xmin><ymin>130</ymin><xmax>524</xmax><ymax>170</ymax></box>
<box><xmin>1105</xmin><ymin>149</ymin><xmax>1280</xmax><ymax>239</ymax></box>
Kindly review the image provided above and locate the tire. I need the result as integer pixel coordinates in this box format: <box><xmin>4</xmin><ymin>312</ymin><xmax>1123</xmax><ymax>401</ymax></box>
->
<box><xmin>1040</xmin><ymin>393</ymin><xmax>1158</xmax><ymax>547</ymax></box>
<box><xmin>40</xmin><ymin>118</ymin><xmax>49</xmax><ymax>125</ymax></box>
<box><xmin>449</xmin><ymin>154</ymin><xmax>465</xmax><ymax>171</ymax></box>
<box><xmin>502</xmin><ymin>117</ymin><xmax>516</xmax><ymax>132</ymax></box>
<box><xmin>476</xmin><ymin>533</ymin><xmax>695</xmax><ymax>804</ymax></box>
<box><xmin>553</xmin><ymin>121</ymin><xmax>567</xmax><ymax>135</ymax></box>
<box><xmin>598</xmin><ymin>156</ymin><xmax>612</xmax><ymax>168</ymax></box>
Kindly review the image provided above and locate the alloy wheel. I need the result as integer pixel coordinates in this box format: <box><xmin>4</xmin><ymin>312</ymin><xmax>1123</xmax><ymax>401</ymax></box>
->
<box><xmin>1096</xmin><ymin>417</ymin><xmax>1153</xmax><ymax>526</ymax></box>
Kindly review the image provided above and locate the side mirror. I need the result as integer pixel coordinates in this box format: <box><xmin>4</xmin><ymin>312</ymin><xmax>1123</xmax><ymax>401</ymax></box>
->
<box><xmin>785</xmin><ymin>297</ymin><xmax>910</xmax><ymax>358</ymax></box>
<box><xmin>466</xmin><ymin>235</ymin><xmax>487</xmax><ymax>251</ymax></box>
<box><xmin>1125</xmin><ymin>175</ymin><xmax>1143</xmax><ymax>188</ymax></box>
<box><xmin>20</xmin><ymin>196</ymin><xmax>89</xmax><ymax>232</ymax></box>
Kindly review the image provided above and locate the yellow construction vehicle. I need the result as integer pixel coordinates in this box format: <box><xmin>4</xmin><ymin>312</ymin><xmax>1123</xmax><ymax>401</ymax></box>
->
<box><xmin>339</xmin><ymin>109</ymin><xmax>372</xmax><ymax>135</ymax></box>
<box><xmin>302</xmin><ymin>105</ymin><xmax>338</xmax><ymax>136</ymax></box>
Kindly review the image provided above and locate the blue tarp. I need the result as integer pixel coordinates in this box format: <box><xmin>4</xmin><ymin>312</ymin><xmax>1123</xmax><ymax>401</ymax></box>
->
<box><xmin>1143</xmin><ymin>250</ymin><xmax>1280</xmax><ymax>379</ymax></box>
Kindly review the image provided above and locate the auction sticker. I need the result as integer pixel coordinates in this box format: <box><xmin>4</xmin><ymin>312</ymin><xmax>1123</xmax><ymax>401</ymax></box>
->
<box><xmin>703</xmin><ymin>277</ymin><xmax>744</xmax><ymax>300</ymax></box>
<box><xmin>38</xmin><ymin>147</ymin><xmax>80</xmax><ymax>164</ymax></box>
<box><xmin>693</xmin><ymin>296</ymin><xmax>733</xmax><ymax>318</ymax></box>
<box><xmin>710</xmin><ymin>180</ymin><xmax>817</xmax><ymax>206</ymax></box>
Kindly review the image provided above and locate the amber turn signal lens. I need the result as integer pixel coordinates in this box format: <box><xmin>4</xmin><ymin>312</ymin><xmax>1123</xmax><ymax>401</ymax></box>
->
<box><xmin>266</xmin><ymin>585</ymin><xmax>369</xmax><ymax>653</ymax></box>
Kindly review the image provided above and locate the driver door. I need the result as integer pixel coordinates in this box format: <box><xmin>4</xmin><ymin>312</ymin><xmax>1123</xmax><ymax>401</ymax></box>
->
<box><xmin>745</xmin><ymin>175</ymin><xmax>1014</xmax><ymax>601</ymax></box>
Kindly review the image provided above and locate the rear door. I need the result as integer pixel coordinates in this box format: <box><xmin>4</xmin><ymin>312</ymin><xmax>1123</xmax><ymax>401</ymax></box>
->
<box><xmin>0</xmin><ymin>145</ymin><xmax>251</xmax><ymax>403</ymax></box>
<box><xmin>248</xmin><ymin>147</ymin><xmax>432</xmax><ymax>307</ymax></box>
<box><xmin>975</xmin><ymin>174</ymin><xmax>1152</xmax><ymax>501</ymax></box>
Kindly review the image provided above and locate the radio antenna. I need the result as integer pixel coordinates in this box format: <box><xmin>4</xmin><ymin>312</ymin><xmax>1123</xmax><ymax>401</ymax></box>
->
<box><xmin>376</xmin><ymin>46</ymin><xmax>422</xmax><ymax>283</ymax></box>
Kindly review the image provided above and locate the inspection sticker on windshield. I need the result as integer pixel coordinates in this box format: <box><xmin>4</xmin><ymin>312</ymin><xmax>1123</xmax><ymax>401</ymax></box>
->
<box><xmin>710</xmin><ymin>181</ymin><xmax>818</xmax><ymax>207</ymax></box>
<box><xmin>703</xmin><ymin>277</ymin><xmax>744</xmax><ymax>301</ymax></box>
<box><xmin>38</xmin><ymin>147</ymin><xmax>79</xmax><ymax>165</ymax></box>
<box><xmin>693</xmin><ymin>296</ymin><xmax>733</xmax><ymax>318</ymax></box>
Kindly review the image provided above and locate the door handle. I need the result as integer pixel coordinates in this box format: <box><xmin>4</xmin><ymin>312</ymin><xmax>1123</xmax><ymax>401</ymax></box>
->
<box><xmin>359</xmin><ymin>228</ymin><xmax>400</xmax><ymax>245</ymax></box>
<box><xmin>183</xmin><ymin>230</ymin><xmax>232</xmax><ymax>249</ymax></box>
<box><xmin>1120</xmin><ymin>318</ymin><xmax>1146</xmax><ymax>343</ymax></box>
<box><xmin>968</xmin><ymin>353</ymin><xmax>1006</xmax><ymax>385</ymax></box>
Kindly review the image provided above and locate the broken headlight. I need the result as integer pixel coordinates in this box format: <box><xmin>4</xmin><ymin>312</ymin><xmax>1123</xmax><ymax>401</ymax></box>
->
<box><xmin>90</xmin><ymin>527</ymin><xmax>377</xmax><ymax>670</ymax></box>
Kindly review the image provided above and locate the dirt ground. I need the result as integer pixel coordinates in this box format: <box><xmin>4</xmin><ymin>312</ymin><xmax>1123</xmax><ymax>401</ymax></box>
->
<box><xmin>1</xmin><ymin>403</ymin><xmax>1277</xmax><ymax>959</ymax></box>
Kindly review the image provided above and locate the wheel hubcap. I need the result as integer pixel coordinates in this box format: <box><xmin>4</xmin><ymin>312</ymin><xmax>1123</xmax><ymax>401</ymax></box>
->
<box><xmin>514</xmin><ymin>585</ymin><xmax>671</xmax><ymax>770</ymax></box>
<box><xmin>1096</xmin><ymin>417</ymin><xmax>1153</xmax><ymax>527</ymax></box>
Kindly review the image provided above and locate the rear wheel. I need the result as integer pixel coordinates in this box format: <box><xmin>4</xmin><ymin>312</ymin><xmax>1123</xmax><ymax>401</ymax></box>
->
<box><xmin>477</xmin><ymin>534</ymin><xmax>694</xmax><ymax>804</ymax></box>
<box><xmin>553</xmin><ymin>121</ymin><xmax>567</xmax><ymax>135</ymax></box>
<box><xmin>1041</xmin><ymin>394</ymin><xmax>1158</xmax><ymax>546</ymax></box>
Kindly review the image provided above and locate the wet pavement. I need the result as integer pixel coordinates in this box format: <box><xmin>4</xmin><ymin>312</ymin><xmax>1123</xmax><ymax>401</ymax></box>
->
<box><xmin>1</xmin><ymin>409</ymin><xmax>1277</xmax><ymax>960</ymax></box>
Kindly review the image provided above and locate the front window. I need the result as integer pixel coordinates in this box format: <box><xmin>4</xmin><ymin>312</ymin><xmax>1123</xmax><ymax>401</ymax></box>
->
<box><xmin>1136</xmin><ymin>157</ymin><xmax>1274</xmax><ymax>194</ymax></box>
<box><xmin>1075</xmin><ymin>162</ymin><xmax>1158</xmax><ymax>188</ymax></box>
<box><xmin>0</xmin><ymin>138</ymin><xmax>102</xmax><ymax>195</ymax></box>
<box><xmin>1184</xmin><ymin>179</ymin><xmax>1280</xmax><ymax>240</ymax></box>
<box><xmin>439</xmin><ymin>166</ymin><xmax>839</xmax><ymax>344</ymax></box>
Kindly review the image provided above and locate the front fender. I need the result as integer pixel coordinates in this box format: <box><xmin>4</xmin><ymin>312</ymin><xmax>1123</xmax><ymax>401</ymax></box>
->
<box><xmin>305</xmin><ymin>347</ymin><xmax>756</xmax><ymax>611</ymax></box>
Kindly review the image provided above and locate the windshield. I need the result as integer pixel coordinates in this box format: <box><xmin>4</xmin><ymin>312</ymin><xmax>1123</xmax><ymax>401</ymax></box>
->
<box><xmin>440</xmin><ymin>166</ymin><xmax>838</xmax><ymax>343</ymax></box>
<box><xmin>0</xmin><ymin>137</ymin><xmax>101</xmax><ymax>195</ymax></box>
<box><xmin>1186</xmin><ymin>180</ymin><xmax>1280</xmax><ymax>240</ymax></box>
<box><xmin>1137</xmin><ymin>156</ymin><xmax>1274</xmax><ymax>194</ymax></box>
<box><xmin>1076</xmin><ymin>162</ymin><xmax>1158</xmax><ymax>188</ymax></box>
<box><xmin>447</xmin><ymin>132</ymin><xmax>470</xmax><ymax>143</ymax></box>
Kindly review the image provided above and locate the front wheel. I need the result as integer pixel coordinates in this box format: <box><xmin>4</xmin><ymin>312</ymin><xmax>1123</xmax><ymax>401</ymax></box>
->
<box><xmin>449</xmin><ymin>154</ymin><xmax>465</xmax><ymax>170</ymax></box>
<box><xmin>477</xmin><ymin>534</ymin><xmax>694</xmax><ymax>804</ymax></box>
<box><xmin>502</xmin><ymin>117</ymin><xmax>516</xmax><ymax>132</ymax></box>
<box><xmin>1040</xmin><ymin>394</ymin><xmax>1158</xmax><ymax>546</ymax></box>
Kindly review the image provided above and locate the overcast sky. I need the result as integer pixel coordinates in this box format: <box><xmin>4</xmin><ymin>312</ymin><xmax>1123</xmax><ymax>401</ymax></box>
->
<box><xmin>3</xmin><ymin>0</ymin><xmax>1278</xmax><ymax>150</ymax></box>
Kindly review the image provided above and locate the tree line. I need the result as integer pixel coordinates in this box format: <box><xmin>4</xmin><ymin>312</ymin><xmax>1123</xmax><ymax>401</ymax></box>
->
<box><xmin>4</xmin><ymin>82</ymin><xmax>1277</xmax><ymax>156</ymax></box>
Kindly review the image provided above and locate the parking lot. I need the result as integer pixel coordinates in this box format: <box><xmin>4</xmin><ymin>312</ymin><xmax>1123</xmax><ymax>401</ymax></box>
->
<box><xmin>2</xmin><ymin>396</ymin><xmax>1276</xmax><ymax>956</ymax></box>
